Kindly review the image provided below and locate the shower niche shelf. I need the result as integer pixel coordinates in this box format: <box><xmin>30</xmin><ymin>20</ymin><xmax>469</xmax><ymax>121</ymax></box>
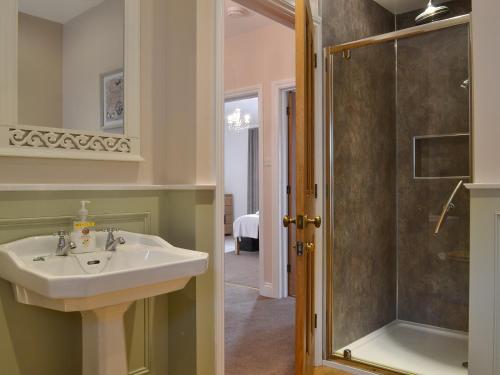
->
<box><xmin>413</xmin><ymin>133</ymin><xmax>470</xmax><ymax>179</ymax></box>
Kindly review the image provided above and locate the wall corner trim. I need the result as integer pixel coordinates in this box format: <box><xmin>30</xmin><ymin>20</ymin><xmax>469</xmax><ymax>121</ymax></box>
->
<box><xmin>465</xmin><ymin>183</ymin><xmax>500</xmax><ymax>190</ymax></box>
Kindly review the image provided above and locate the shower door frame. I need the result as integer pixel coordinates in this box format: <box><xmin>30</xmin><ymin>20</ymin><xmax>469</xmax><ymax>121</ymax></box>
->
<box><xmin>323</xmin><ymin>13</ymin><xmax>472</xmax><ymax>374</ymax></box>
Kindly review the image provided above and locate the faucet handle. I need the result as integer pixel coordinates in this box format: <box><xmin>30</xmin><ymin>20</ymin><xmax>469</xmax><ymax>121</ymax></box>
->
<box><xmin>101</xmin><ymin>227</ymin><xmax>119</xmax><ymax>233</ymax></box>
<box><xmin>54</xmin><ymin>230</ymin><xmax>69</xmax><ymax>237</ymax></box>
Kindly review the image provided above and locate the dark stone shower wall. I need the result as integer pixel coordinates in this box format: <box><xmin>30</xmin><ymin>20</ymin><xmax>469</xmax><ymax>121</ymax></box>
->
<box><xmin>396</xmin><ymin>24</ymin><xmax>470</xmax><ymax>331</ymax></box>
<box><xmin>322</xmin><ymin>0</ymin><xmax>394</xmax><ymax>47</ymax></box>
<box><xmin>323</xmin><ymin>0</ymin><xmax>397</xmax><ymax>350</ymax></box>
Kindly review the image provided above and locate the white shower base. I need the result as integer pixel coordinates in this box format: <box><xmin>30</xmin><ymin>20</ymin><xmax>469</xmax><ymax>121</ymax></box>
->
<box><xmin>338</xmin><ymin>320</ymin><xmax>468</xmax><ymax>375</ymax></box>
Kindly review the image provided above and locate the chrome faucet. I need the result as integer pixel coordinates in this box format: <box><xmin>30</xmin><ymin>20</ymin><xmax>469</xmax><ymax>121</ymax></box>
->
<box><xmin>103</xmin><ymin>228</ymin><xmax>126</xmax><ymax>251</ymax></box>
<box><xmin>55</xmin><ymin>230</ymin><xmax>76</xmax><ymax>256</ymax></box>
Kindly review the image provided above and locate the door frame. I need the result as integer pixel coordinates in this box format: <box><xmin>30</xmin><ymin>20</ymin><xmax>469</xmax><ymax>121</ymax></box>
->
<box><xmin>224</xmin><ymin>85</ymin><xmax>265</xmax><ymax>296</ymax></box>
<box><xmin>272</xmin><ymin>79</ymin><xmax>296</xmax><ymax>299</ymax></box>
<box><xmin>214</xmin><ymin>1</ymin><xmax>324</xmax><ymax>374</ymax></box>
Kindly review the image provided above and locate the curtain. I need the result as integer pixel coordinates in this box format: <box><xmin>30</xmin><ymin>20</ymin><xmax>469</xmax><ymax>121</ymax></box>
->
<box><xmin>247</xmin><ymin>128</ymin><xmax>259</xmax><ymax>214</ymax></box>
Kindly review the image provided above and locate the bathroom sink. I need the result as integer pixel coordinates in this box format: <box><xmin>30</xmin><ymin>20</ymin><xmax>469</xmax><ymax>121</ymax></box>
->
<box><xmin>0</xmin><ymin>231</ymin><xmax>209</xmax><ymax>375</ymax></box>
<box><xmin>0</xmin><ymin>231</ymin><xmax>208</xmax><ymax>310</ymax></box>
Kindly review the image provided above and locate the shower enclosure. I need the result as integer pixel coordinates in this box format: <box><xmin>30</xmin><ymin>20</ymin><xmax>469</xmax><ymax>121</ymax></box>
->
<box><xmin>325</xmin><ymin>13</ymin><xmax>471</xmax><ymax>375</ymax></box>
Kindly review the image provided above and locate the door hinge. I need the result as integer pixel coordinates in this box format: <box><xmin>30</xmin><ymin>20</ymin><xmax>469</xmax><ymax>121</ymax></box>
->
<box><xmin>314</xmin><ymin>314</ymin><xmax>318</xmax><ymax>329</ymax></box>
<box><xmin>296</xmin><ymin>241</ymin><xmax>304</xmax><ymax>256</ymax></box>
<box><xmin>314</xmin><ymin>53</ymin><xmax>318</xmax><ymax>68</ymax></box>
<box><xmin>286</xmin><ymin>185</ymin><xmax>291</xmax><ymax>195</ymax></box>
<box><xmin>287</xmin><ymin>264</ymin><xmax>291</xmax><ymax>273</ymax></box>
<box><xmin>286</xmin><ymin>106</ymin><xmax>290</xmax><ymax>116</ymax></box>
<box><xmin>314</xmin><ymin>183</ymin><xmax>318</xmax><ymax>198</ymax></box>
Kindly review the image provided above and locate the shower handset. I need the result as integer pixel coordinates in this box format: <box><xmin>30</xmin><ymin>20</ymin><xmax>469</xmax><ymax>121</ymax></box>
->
<box><xmin>434</xmin><ymin>180</ymin><xmax>464</xmax><ymax>235</ymax></box>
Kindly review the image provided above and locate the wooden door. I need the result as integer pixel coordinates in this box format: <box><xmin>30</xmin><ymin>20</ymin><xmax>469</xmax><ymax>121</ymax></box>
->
<box><xmin>287</xmin><ymin>91</ymin><xmax>297</xmax><ymax>297</ymax></box>
<box><xmin>294</xmin><ymin>0</ymin><xmax>317</xmax><ymax>374</ymax></box>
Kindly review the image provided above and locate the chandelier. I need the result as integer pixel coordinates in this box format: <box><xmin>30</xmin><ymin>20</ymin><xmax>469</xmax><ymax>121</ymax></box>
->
<box><xmin>226</xmin><ymin>108</ymin><xmax>252</xmax><ymax>132</ymax></box>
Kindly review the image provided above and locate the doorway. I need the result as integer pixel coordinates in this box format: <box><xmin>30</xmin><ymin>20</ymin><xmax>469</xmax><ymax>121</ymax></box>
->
<box><xmin>224</xmin><ymin>91</ymin><xmax>262</xmax><ymax>293</ymax></box>
<box><xmin>216</xmin><ymin>1</ymin><xmax>324</xmax><ymax>374</ymax></box>
<box><xmin>222</xmin><ymin>2</ymin><xmax>297</xmax><ymax>374</ymax></box>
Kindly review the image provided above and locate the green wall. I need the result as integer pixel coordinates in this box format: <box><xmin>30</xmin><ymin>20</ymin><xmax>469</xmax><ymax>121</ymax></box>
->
<box><xmin>0</xmin><ymin>190</ymin><xmax>214</xmax><ymax>375</ymax></box>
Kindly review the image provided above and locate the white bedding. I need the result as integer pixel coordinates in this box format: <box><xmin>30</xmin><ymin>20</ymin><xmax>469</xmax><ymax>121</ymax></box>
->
<box><xmin>233</xmin><ymin>214</ymin><xmax>259</xmax><ymax>239</ymax></box>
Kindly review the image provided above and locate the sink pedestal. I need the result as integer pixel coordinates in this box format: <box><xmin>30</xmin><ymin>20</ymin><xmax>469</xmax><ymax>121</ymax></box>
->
<box><xmin>81</xmin><ymin>302</ymin><xmax>132</xmax><ymax>375</ymax></box>
<box><xmin>0</xmin><ymin>231</ymin><xmax>209</xmax><ymax>375</ymax></box>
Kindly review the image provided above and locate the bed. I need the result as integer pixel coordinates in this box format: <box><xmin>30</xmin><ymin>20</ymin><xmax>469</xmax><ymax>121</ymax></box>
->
<box><xmin>233</xmin><ymin>212</ymin><xmax>259</xmax><ymax>255</ymax></box>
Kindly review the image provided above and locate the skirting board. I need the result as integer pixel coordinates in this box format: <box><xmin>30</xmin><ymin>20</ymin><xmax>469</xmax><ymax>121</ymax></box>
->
<box><xmin>260</xmin><ymin>281</ymin><xmax>274</xmax><ymax>298</ymax></box>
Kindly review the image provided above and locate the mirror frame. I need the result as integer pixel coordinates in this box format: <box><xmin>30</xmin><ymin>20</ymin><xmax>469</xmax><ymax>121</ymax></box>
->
<box><xmin>0</xmin><ymin>0</ymin><xmax>142</xmax><ymax>161</ymax></box>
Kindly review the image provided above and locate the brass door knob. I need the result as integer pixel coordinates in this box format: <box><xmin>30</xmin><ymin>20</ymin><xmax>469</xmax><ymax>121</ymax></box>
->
<box><xmin>283</xmin><ymin>215</ymin><xmax>296</xmax><ymax>228</ymax></box>
<box><xmin>306</xmin><ymin>215</ymin><xmax>322</xmax><ymax>228</ymax></box>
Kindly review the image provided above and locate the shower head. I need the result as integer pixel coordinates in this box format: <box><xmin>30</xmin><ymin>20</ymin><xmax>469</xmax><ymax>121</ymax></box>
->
<box><xmin>415</xmin><ymin>1</ymin><xmax>450</xmax><ymax>24</ymax></box>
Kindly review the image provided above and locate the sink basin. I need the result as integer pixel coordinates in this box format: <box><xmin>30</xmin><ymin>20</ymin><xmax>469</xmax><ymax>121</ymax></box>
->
<box><xmin>0</xmin><ymin>231</ymin><xmax>209</xmax><ymax>375</ymax></box>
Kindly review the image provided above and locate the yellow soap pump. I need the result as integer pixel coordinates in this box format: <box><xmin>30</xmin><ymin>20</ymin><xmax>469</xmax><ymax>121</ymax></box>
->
<box><xmin>71</xmin><ymin>200</ymin><xmax>96</xmax><ymax>253</ymax></box>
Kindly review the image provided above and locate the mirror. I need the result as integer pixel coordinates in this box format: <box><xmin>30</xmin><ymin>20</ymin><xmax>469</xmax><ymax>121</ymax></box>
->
<box><xmin>17</xmin><ymin>0</ymin><xmax>125</xmax><ymax>134</ymax></box>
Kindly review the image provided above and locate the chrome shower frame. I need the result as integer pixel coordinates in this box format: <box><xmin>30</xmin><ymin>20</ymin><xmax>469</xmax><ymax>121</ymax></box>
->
<box><xmin>323</xmin><ymin>13</ymin><xmax>473</xmax><ymax>374</ymax></box>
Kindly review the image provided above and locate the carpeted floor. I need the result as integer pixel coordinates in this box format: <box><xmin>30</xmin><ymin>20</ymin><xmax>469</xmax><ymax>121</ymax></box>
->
<box><xmin>225</xmin><ymin>284</ymin><xmax>295</xmax><ymax>375</ymax></box>
<box><xmin>225</xmin><ymin>251</ymin><xmax>259</xmax><ymax>289</ymax></box>
<box><xmin>225</xmin><ymin>249</ymin><xmax>295</xmax><ymax>375</ymax></box>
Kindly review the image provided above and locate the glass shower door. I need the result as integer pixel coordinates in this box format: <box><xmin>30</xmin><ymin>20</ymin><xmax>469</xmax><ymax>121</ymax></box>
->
<box><xmin>326</xmin><ymin>22</ymin><xmax>471</xmax><ymax>375</ymax></box>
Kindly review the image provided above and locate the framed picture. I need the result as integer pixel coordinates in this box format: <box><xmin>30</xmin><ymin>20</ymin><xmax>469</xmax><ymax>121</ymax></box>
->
<box><xmin>101</xmin><ymin>69</ymin><xmax>124</xmax><ymax>131</ymax></box>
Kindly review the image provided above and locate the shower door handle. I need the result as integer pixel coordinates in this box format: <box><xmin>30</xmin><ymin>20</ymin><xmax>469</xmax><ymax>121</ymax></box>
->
<box><xmin>305</xmin><ymin>215</ymin><xmax>322</xmax><ymax>228</ymax></box>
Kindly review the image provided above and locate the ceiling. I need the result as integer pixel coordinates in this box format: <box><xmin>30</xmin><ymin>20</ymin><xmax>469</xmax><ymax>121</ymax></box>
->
<box><xmin>18</xmin><ymin>0</ymin><xmax>105</xmax><ymax>24</ymax></box>
<box><xmin>372</xmin><ymin>0</ymin><xmax>453</xmax><ymax>14</ymax></box>
<box><xmin>18</xmin><ymin>0</ymin><xmax>452</xmax><ymax>31</ymax></box>
<box><xmin>225</xmin><ymin>0</ymin><xmax>274</xmax><ymax>38</ymax></box>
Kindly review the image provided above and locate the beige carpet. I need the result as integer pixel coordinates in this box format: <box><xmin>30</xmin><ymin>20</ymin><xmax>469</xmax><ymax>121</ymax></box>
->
<box><xmin>225</xmin><ymin>251</ymin><xmax>259</xmax><ymax>289</ymax></box>
<box><xmin>225</xmin><ymin>284</ymin><xmax>295</xmax><ymax>375</ymax></box>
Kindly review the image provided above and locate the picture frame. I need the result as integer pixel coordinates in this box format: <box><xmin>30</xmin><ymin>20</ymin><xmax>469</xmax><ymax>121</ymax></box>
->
<box><xmin>101</xmin><ymin>69</ymin><xmax>124</xmax><ymax>131</ymax></box>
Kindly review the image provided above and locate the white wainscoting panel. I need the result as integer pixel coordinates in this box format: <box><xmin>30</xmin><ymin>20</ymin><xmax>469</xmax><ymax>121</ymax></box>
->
<box><xmin>469</xmin><ymin>189</ymin><xmax>500</xmax><ymax>375</ymax></box>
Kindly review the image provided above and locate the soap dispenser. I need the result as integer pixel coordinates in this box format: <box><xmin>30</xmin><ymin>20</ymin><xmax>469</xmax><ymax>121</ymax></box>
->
<box><xmin>71</xmin><ymin>200</ymin><xmax>97</xmax><ymax>253</ymax></box>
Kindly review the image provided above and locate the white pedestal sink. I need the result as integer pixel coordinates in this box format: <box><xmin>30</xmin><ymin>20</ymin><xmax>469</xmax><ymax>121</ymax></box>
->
<box><xmin>0</xmin><ymin>231</ymin><xmax>209</xmax><ymax>375</ymax></box>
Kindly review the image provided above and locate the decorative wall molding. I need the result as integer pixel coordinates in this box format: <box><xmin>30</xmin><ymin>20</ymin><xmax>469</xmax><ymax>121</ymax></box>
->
<box><xmin>0</xmin><ymin>0</ymin><xmax>141</xmax><ymax>162</ymax></box>
<box><xmin>0</xmin><ymin>184</ymin><xmax>217</xmax><ymax>192</ymax></box>
<box><xmin>232</xmin><ymin>0</ymin><xmax>321</xmax><ymax>28</ymax></box>
<box><xmin>233</xmin><ymin>0</ymin><xmax>295</xmax><ymax>28</ymax></box>
<box><xmin>9</xmin><ymin>127</ymin><xmax>131</xmax><ymax>153</ymax></box>
<box><xmin>495</xmin><ymin>213</ymin><xmax>500</xmax><ymax>374</ymax></box>
<box><xmin>465</xmin><ymin>183</ymin><xmax>500</xmax><ymax>190</ymax></box>
<box><xmin>129</xmin><ymin>298</ymin><xmax>153</xmax><ymax>375</ymax></box>
<box><xmin>469</xmin><ymin>192</ymin><xmax>499</xmax><ymax>375</ymax></box>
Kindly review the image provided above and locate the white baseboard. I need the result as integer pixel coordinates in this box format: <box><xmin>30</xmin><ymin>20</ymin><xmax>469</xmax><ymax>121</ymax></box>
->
<box><xmin>260</xmin><ymin>282</ymin><xmax>274</xmax><ymax>298</ymax></box>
